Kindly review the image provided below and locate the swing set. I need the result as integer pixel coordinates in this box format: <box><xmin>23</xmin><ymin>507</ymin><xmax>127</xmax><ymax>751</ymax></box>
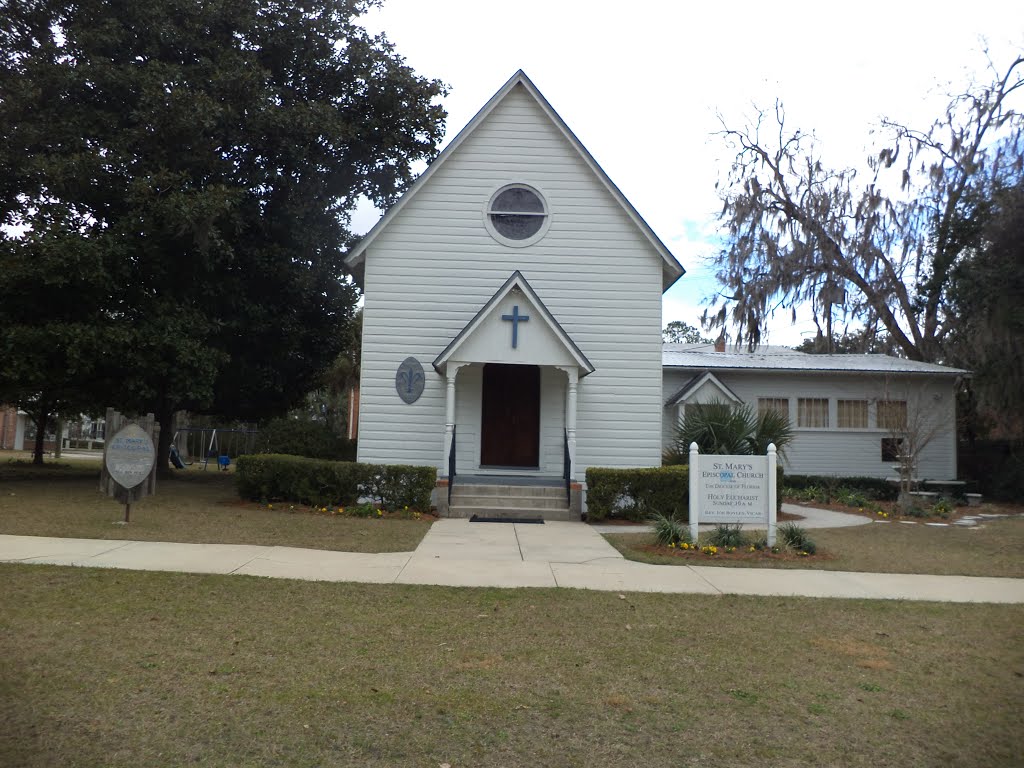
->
<box><xmin>171</xmin><ymin>427</ymin><xmax>259</xmax><ymax>471</ymax></box>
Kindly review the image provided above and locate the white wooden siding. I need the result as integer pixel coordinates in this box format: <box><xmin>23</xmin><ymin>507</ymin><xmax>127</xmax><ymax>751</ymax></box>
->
<box><xmin>358</xmin><ymin>84</ymin><xmax>664</xmax><ymax>473</ymax></box>
<box><xmin>661</xmin><ymin>369</ymin><xmax>958</xmax><ymax>479</ymax></box>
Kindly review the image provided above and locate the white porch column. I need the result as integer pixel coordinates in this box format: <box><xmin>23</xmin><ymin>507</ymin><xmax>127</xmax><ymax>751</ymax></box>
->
<box><xmin>558</xmin><ymin>366</ymin><xmax>579</xmax><ymax>480</ymax></box>
<box><xmin>441</xmin><ymin>362</ymin><xmax>466</xmax><ymax>474</ymax></box>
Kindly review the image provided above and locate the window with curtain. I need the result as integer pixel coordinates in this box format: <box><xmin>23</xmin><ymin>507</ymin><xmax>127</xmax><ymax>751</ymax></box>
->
<box><xmin>877</xmin><ymin>400</ymin><xmax>908</xmax><ymax>430</ymax></box>
<box><xmin>837</xmin><ymin>400</ymin><xmax>868</xmax><ymax>428</ymax></box>
<box><xmin>758</xmin><ymin>397</ymin><xmax>789</xmax><ymax>418</ymax></box>
<box><xmin>797</xmin><ymin>398</ymin><xmax>829</xmax><ymax>428</ymax></box>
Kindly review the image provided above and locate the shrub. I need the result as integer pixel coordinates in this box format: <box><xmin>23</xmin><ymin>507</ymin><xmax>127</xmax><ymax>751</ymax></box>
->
<box><xmin>585</xmin><ymin>466</ymin><xmax>688</xmax><ymax>522</ymax></box>
<box><xmin>783</xmin><ymin>474</ymin><xmax>897</xmax><ymax>501</ymax></box>
<box><xmin>257</xmin><ymin>418</ymin><xmax>356</xmax><ymax>461</ymax></box>
<box><xmin>361</xmin><ymin>464</ymin><xmax>437</xmax><ymax>511</ymax></box>
<box><xmin>778</xmin><ymin>522</ymin><xmax>816</xmax><ymax>555</ymax></box>
<box><xmin>708</xmin><ymin>523</ymin><xmax>746</xmax><ymax>548</ymax></box>
<box><xmin>236</xmin><ymin>454</ymin><xmax>434</xmax><ymax>511</ymax></box>
<box><xmin>836</xmin><ymin>488</ymin><xmax>870</xmax><ymax>508</ymax></box>
<box><xmin>651</xmin><ymin>512</ymin><xmax>690</xmax><ymax>547</ymax></box>
<box><xmin>347</xmin><ymin>502</ymin><xmax>380</xmax><ymax>518</ymax></box>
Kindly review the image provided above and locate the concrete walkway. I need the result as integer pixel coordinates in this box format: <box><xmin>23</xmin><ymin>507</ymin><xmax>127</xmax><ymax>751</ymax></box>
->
<box><xmin>589</xmin><ymin>502</ymin><xmax>873</xmax><ymax>533</ymax></box>
<box><xmin>2</xmin><ymin>516</ymin><xmax>1022</xmax><ymax>603</ymax></box>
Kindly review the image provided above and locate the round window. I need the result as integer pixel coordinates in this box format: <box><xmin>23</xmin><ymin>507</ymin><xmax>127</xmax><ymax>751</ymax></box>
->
<box><xmin>486</xmin><ymin>185</ymin><xmax>549</xmax><ymax>245</ymax></box>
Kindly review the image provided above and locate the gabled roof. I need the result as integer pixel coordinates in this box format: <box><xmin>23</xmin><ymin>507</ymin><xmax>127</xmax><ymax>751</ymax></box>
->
<box><xmin>345</xmin><ymin>70</ymin><xmax>684</xmax><ymax>291</ymax></box>
<box><xmin>662</xmin><ymin>344</ymin><xmax>969</xmax><ymax>376</ymax></box>
<box><xmin>665</xmin><ymin>371</ymin><xmax>743</xmax><ymax>407</ymax></box>
<box><xmin>433</xmin><ymin>271</ymin><xmax>595</xmax><ymax>376</ymax></box>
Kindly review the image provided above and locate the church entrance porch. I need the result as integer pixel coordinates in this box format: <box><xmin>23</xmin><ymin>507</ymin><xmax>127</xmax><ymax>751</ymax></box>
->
<box><xmin>480</xmin><ymin>363</ymin><xmax>540</xmax><ymax>468</ymax></box>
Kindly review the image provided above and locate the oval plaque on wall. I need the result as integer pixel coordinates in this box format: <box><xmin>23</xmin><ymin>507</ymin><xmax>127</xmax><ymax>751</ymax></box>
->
<box><xmin>395</xmin><ymin>357</ymin><xmax>425</xmax><ymax>404</ymax></box>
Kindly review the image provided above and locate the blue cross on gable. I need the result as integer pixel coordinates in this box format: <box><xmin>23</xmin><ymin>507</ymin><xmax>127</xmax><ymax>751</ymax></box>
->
<box><xmin>501</xmin><ymin>305</ymin><xmax>529</xmax><ymax>349</ymax></box>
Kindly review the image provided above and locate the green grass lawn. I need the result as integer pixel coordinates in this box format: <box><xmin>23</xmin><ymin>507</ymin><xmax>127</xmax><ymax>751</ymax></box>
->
<box><xmin>606</xmin><ymin>517</ymin><xmax>1024</xmax><ymax>578</ymax></box>
<box><xmin>0</xmin><ymin>466</ymin><xmax>431</xmax><ymax>553</ymax></box>
<box><xmin>1</xmin><ymin>563</ymin><xmax>1021</xmax><ymax>767</ymax></box>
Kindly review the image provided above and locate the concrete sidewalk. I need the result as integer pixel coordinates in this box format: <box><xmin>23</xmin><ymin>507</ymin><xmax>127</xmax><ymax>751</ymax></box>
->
<box><xmin>2</xmin><ymin>519</ymin><xmax>1022</xmax><ymax>604</ymax></box>
<box><xmin>589</xmin><ymin>503</ymin><xmax>873</xmax><ymax>533</ymax></box>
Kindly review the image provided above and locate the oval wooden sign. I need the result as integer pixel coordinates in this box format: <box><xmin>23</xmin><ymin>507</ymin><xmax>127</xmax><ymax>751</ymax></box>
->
<box><xmin>105</xmin><ymin>423</ymin><xmax>156</xmax><ymax>489</ymax></box>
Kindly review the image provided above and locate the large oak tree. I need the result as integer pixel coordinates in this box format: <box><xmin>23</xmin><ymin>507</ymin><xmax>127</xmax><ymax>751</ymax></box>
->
<box><xmin>708</xmin><ymin>56</ymin><xmax>1023</xmax><ymax>367</ymax></box>
<box><xmin>0</xmin><ymin>0</ymin><xmax>446</xmax><ymax>467</ymax></box>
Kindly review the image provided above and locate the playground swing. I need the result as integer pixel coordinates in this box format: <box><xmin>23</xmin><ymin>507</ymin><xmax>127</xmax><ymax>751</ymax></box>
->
<box><xmin>171</xmin><ymin>427</ymin><xmax>258</xmax><ymax>471</ymax></box>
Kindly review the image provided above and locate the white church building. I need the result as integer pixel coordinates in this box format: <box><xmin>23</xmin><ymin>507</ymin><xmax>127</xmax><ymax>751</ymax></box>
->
<box><xmin>346</xmin><ymin>71</ymin><xmax>965</xmax><ymax>518</ymax></box>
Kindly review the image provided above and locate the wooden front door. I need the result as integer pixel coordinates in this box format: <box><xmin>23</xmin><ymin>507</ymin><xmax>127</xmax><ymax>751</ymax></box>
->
<box><xmin>480</xmin><ymin>364</ymin><xmax>540</xmax><ymax>468</ymax></box>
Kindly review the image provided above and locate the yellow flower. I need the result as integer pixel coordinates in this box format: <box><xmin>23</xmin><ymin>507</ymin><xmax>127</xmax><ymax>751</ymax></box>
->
<box><xmin>377</xmin><ymin>510</ymin><xmax>383</xmax><ymax>516</ymax></box>
<box><xmin>669</xmin><ymin>542</ymin><xmax>675</xmax><ymax>548</ymax></box>
<box><xmin>268</xmin><ymin>504</ymin><xmax>273</xmax><ymax>510</ymax></box>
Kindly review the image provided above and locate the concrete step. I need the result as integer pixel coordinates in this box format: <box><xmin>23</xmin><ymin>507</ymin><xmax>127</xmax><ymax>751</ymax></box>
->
<box><xmin>451</xmin><ymin>483</ymin><xmax>566</xmax><ymax>498</ymax></box>
<box><xmin>449</xmin><ymin>505</ymin><xmax>580</xmax><ymax>522</ymax></box>
<box><xmin>449</xmin><ymin>493</ymin><xmax>569</xmax><ymax>510</ymax></box>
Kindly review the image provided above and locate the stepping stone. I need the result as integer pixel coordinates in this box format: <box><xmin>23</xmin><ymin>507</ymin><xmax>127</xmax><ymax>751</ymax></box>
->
<box><xmin>925</xmin><ymin>522</ymin><xmax>949</xmax><ymax>527</ymax></box>
<box><xmin>978</xmin><ymin>514</ymin><xmax>1005</xmax><ymax>518</ymax></box>
<box><xmin>874</xmin><ymin>520</ymin><xmax>891</xmax><ymax>524</ymax></box>
<box><xmin>954</xmin><ymin>519</ymin><xmax>977</xmax><ymax>526</ymax></box>
<box><xmin>899</xmin><ymin>520</ymin><xmax>917</xmax><ymax>525</ymax></box>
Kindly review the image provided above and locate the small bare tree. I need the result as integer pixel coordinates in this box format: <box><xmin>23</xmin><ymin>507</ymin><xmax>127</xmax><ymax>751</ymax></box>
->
<box><xmin>877</xmin><ymin>382</ymin><xmax>946</xmax><ymax>512</ymax></box>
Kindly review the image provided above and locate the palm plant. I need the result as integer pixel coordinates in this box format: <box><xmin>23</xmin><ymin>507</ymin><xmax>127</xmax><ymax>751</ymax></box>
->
<box><xmin>667</xmin><ymin>399</ymin><xmax>793</xmax><ymax>463</ymax></box>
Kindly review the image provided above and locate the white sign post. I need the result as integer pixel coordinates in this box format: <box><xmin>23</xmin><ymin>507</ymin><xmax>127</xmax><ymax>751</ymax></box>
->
<box><xmin>100</xmin><ymin>409</ymin><xmax>159</xmax><ymax>523</ymax></box>
<box><xmin>690</xmin><ymin>442</ymin><xmax>777</xmax><ymax>546</ymax></box>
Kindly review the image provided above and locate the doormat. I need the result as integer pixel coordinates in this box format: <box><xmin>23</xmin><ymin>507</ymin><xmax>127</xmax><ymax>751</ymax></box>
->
<box><xmin>469</xmin><ymin>515</ymin><xmax>545</xmax><ymax>524</ymax></box>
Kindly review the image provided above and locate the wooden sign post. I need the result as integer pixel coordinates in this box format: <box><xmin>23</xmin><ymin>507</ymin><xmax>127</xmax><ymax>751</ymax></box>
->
<box><xmin>100</xmin><ymin>408</ymin><xmax>159</xmax><ymax>523</ymax></box>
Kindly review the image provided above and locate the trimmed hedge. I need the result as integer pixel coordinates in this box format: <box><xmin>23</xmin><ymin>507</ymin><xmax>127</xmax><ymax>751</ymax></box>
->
<box><xmin>782</xmin><ymin>474</ymin><xmax>898</xmax><ymax>501</ymax></box>
<box><xmin>585</xmin><ymin>466</ymin><xmax>689</xmax><ymax>522</ymax></box>
<box><xmin>256</xmin><ymin>418</ymin><xmax>356</xmax><ymax>461</ymax></box>
<box><xmin>236</xmin><ymin>454</ymin><xmax>434</xmax><ymax>511</ymax></box>
<box><xmin>586</xmin><ymin>465</ymin><xmax>785</xmax><ymax>522</ymax></box>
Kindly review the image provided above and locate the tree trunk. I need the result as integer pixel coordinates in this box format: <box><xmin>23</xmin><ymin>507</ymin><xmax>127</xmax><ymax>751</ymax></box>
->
<box><xmin>31</xmin><ymin>410</ymin><xmax>48</xmax><ymax>465</ymax></box>
<box><xmin>155</xmin><ymin>406</ymin><xmax>176</xmax><ymax>479</ymax></box>
<box><xmin>54</xmin><ymin>416</ymin><xmax>63</xmax><ymax>459</ymax></box>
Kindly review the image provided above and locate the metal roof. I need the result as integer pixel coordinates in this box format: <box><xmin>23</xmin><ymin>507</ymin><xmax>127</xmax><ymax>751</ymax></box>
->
<box><xmin>662</xmin><ymin>344</ymin><xmax>969</xmax><ymax>376</ymax></box>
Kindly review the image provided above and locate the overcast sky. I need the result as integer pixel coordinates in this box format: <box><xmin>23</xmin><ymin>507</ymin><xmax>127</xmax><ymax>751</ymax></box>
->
<box><xmin>354</xmin><ymin>0</ymin><xmax>1021</xmax><ymax>346</ymax></box>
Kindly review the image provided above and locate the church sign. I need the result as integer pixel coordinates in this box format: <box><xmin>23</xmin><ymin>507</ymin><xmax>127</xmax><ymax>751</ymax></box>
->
<box><xmin>100</xmin><ymin>409</ymin><xmax>160</xmax><ymax>524</ymax></box>
<box><xmin>105</xmin><ymin>423</ymin><xmax>156</xmax><ymax>489</ymax></box>
<box><xmin>688</xmin><ymin>443</ymin><xmax>778</xmax><ymax>545</ymax></box>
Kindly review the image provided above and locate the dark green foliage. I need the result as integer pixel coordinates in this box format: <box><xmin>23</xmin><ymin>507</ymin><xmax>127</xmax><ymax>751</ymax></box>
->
<box><xmin>257</xmin><ymin>418</ymin><xmax>355</xmax><ymax>462</ymax></box>
<box><xmin>585</xmin><ymin>466</ymin><xmax>688</xmax><ymax>522</ymax></box>
<box><xmin>651</xmin><ymin>512</ymin><xmax>690</xmax><ymax>547</ymax></box>
<box><xmin>783</xmin><ymin>475</ymin><xmax>898</xmax><ymax>502</ymax></box>
<box><xmin>0</xmin><ymin>0</ymin><xmax>446</xmax><ymax>470</ymax></box>
<box><xmin>662</xmin><ymin>321</ymin><xmax>713</xmax><ymax>344</ymax></box>
<box><xmin>959</xmin><ymin>440</ymin><xmax>1023</xmax><ymax>501</ymax></box>
<box><xmin>945</xmin><ymin>178</ymin><xmax>1024</xmax><ymax>423</ymax></box>
<box><xmin>235</xmin><ymin>455</ymin><xmax>434</xmax><ymax>512</ymax></box>
<box><xmin>793</xmin><ymin>330</ymin><xmax>897</xmax><ymax>355</ymax></box>
<box><xmin>778</xmin><ymin>523</ymin><xmax>816</xmax><ymax>555</ymax></box>
<box><xmin>708</xmin><ymin>524</ymin><xmax>747</xmax><ymax>548</ymax></box>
